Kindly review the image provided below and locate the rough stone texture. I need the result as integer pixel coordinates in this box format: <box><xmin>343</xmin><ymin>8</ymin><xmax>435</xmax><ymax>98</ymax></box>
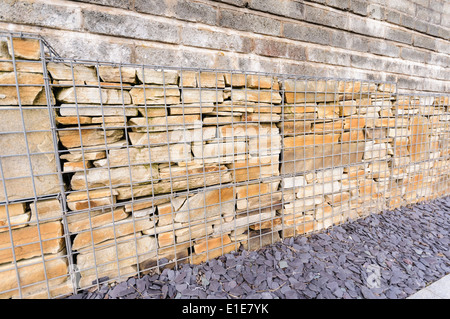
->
<box><xmin>1</xmin><ymin>0</ymin><xmax>449</xmax><ymax>92</ymax></box>
<box><xmin>0</xmin><ymin>32</ymin><xmax>449</xmax><ymax>299</ymax></box>
<box><xmin>67</xmin><ymin>196</ymin><xmax>450</xmax><ymax>299</ymax></box>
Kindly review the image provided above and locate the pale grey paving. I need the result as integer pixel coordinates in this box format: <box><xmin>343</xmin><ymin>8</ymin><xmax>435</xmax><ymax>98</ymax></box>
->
<box><xmin>408</xmin><ymin>274</ymin><xmax>450</xmax><ymax>299</ymax></box>
<box><xmin>67</xmin><ymin>196</ymin><xmax>450</xmax><ymax>299</ymax></box>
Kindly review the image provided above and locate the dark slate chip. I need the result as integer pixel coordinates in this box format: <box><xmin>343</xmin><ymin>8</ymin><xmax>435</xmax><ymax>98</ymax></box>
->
<box><xmin>66</xmin><ymin>197</ymin><xmax>450</xmax><ymax>300</ymax></box>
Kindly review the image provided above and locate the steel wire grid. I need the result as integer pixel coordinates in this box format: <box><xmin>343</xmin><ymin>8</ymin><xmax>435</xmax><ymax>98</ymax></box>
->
<box><xmin>0</xmin><ymin>32</ymin><xmax>449</xmax><ymax>298</ymax></box>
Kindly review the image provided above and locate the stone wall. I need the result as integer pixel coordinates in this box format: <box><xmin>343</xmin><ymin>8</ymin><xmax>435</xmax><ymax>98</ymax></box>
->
<box><xmin>0</xmin><ymin>34</ymin><xmax>449</xmax><ymax>298</ymax></box>
<box><xmin>0</xmin><ymin>0</ymin><xmax>449</xmax><ymax>93</ymax></box>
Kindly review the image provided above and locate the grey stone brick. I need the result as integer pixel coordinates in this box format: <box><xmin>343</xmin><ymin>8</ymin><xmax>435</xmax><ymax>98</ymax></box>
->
<box><xmin>389</xmin><ymin>0</ymin><xmax>416</xmax><ymax>16</ymax></box>
<box><xmin>413</xmin><ymin>35</ymin><xmax>437</xmax><ymax>51</ymax></box>
<box><xmin>74</xmin><ymin>0</ymin><xmax>132</xmax><ymax>9</ymax></box>
<box><xmin>325</xmin><ymin>0</ymin><xmax>349</xmax><ymax>10</ymax></box>
<box><xmin>134</xmin><ymin>0</ymin><xmax>168</xmax><ymax>16</ymax></box>
<box><xmin>368</xmin><ymin>39</ymin><xmax>400</xmax><ymax>57</ymax></box>
<box><xmin>385</xmin><ymin>27</ymin><xmax>413</xmax><ymax>45</ymax></box>
<box><xmin>385</xmin><ymin>9</ymin><xmax>402</xmax><ymax>25</ymax></box>
<box><xmin>248</xmin><ymin>0</ymin><xmax>305</xmax><ymax>20</ymax></box>
<box><xmin>237</xmin><ymin>57</ymin><xmax>279</xmax><ymax>74</ymax></box>
<box><xmin>253</xmin><ymin>38</ymin><xmax>306</xmax><ymax>61</ymax></box>
<box><xmin>210</xmin><ymin>0</ymin><xmax>248</xmax><ymax>7</ymax></box>
<box><xmin>173</xmin><ymin>0</ymin><xmax>218</xmax><ymax>25</ymax></box>
<box><xmin>416</xmin><ymin>5</ymin><xmax>441</xmax><ymax>25</ymax></box>
<box><xmin>48</xmin><ymin>34</ymin><xmax>133</xmax><ymax>63</ymax></box>
<box><xmin>219</xmin><ymin>9</ymin><xmax>281</xmax><ymax>36</ymax></box>
<box><xmin>349</xmin><ymin>0</ymin><xmax>368</xmax><ymax>16</ymax></box>
<box><xmin>348</xmin><ymin>34</ymin><xmax>370</xmax><ymax>52</ymax></box>
<box><xmin>400</xmin><ymin>47</ymin><xmax>431</xmax><ymax>63</ymax></box>
<box><xmin>284</xmin><ymin>22</ymin><xmax>331</xmax><ymax>46</ymax></box>
<box><xmin>181</xmin><ymin>27</ymin><xmax>252</xmax><ymax>53</ymax></box>
<box><xmin>350</xmin><ymin>54</ymin><xmax>386</xmax><ymax>71</ymax></box>
<box><xmin>308</xmin><ymin>47</ymin><xmax>351</xmax><ymax>66</ymax></box>
<box><xmin>82</xmin><ymin>9</ymin><xmax>179</xmax><ymax>44</ymax></box>
<box><xmin>180</xmin><ymin>50</ymin><xmax>217</xmax><ymax>68</ymax></box>
<box><xmin>0</xmin><ymin>0</ymin><xmax>82</xmax><ymax>30</ymax></box>
<box><xmin>135</xmin><ymin>45</ymin><xmax>180</xmax><ymax>66</ymax></box>
<box><xmin>400</xmin><ymin>13</ymin><xmax>416</xmax><ymax>29</ymax></box>
<box><xmin>304</xmin><ymin>5</ymin><xmax>348</xmax><ymax>29</ymax></box>
<box><xmin>348</xmin><ymin>15</ymin><xmax>386</xmax><ymax>38</ymax></box>
<box><xmin>413</xmin><ymin>19</ymin><xmax>429</xmax><ymax>33</ymax></box>
<box><xmin>367</xmin><ymin>4</ymin><xmax>385</xmax><ymax>20</ymax></box>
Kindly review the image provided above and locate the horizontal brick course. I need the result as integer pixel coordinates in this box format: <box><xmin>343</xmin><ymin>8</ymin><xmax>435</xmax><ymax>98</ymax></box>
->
<box><xmin>0</xmin><ymin>0</ymin><xmax>448</xmax><ymax>93</ymax></box>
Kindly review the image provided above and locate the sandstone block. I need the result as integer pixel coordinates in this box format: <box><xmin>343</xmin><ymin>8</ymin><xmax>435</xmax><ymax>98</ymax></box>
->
<box><xmin>72</xmin><ymin>216</ymin><xmax>156</xmax><ymax>251</ymax></box>
<box><xmin>70</xmin><ymin>164</ymin><xmax>159</xmax><ymax>190</ymax></box>
<box><xmin>59</xmin><ymin>104</ymin><xmax>138</xmax><ymax>117</ymax></box>
<box><xmin>0</xmin><ymin>221</ymin><xmax>64</xmax><ymax>264</ymax></box>
<box><xmin>174</xmin><ymin>187</ymin><xmax>235</xmax><ymax>223</ymax></box>
<box><xmin>55</xmin><ymin>87</ymin><xmax>131</xmax><ymax>104</ymax></box>
<box><xmin>0</xmin><ymin>253</ymin><xmax>68</xmax><ymax>299</ymax></box>
<box><xmin>98</xmin><ymin>65</ymin><xmax>136</xmax><ymax>83</ymax></box>
<box><xmin>129</xmin><ymin>85</ymin><xmax>180</xmax><ymax>105</ymax></box>
<box><xmin>0</xmin><ymin>108</ymin><xmax>59</xmax><ymax>201</ymax></box>
<box><xmin>136</xmin><ymin>69</ymin><xmax>178</xmax><ymax>85</ymax></box>
<box><xmin>47</xmin><ymin>63</ymin><xmax>98</xmax><ymax>82</ymax></box>
<box><xmin>67</xmin><ymin>208</ymin><xmax>129</xmax><ymax>233</ymax></box>
<box><xmin>8</xmin><ymin>38</ymin><xmax>41</xmax><ymax>60</ymax></box>
<box><xmin>58</xmin><ymin>128</ymin><xmax>124</xmax><ymax>148</ymax></box>
<box><xmin>107</xmin><ymin>144</ymin><xmax>192</xmax><ymax>166</ymax></box>
<box><xmin>0</xmin><ymin>72</ymin><xmax>48</xmax><ymax>105</ymax></box>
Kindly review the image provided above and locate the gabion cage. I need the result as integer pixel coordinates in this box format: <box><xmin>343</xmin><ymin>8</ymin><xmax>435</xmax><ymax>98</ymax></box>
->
<box><xmin>0</xmin><ymin>32</ymin><xmax>449</xmax><ymax>298</ymax></box>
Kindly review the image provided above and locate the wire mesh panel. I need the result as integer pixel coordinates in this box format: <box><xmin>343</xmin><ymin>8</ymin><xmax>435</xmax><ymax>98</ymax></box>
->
<box><xmin>0</xmin><ymin>32</ymin><xmax>449</xmax><ymax>298</ymax></box>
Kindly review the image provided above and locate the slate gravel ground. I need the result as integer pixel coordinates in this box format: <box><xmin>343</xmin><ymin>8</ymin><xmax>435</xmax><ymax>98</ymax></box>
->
<box><xmin>67</xmin><ymin>197</ymin><xmax>450</xmax><ymax>299</ymax></box>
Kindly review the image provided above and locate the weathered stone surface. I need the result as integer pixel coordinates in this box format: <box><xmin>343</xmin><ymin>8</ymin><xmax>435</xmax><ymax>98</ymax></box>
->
<box><xmin>0</xmin><ymin>72</ymin><xmax>48</xmax><ymax>105</ymax></box>
<box><xmin>0</xmin><ymin>221</ymin><xmax>64</xmax><ymax>264</ymax></box>
<box><xmin>58</xmin><ymin>128</ymin><xmax>124</xmax><ymax>148</ymax></box>
<box><xmin>181</xmin><ymin>71</ymin><xmax>225</xmax><ymax>88</ymax></box>
<box><xmin>0</xmin><ymin>213</ymin><xmax>30</xmax><ymax>233</ymax></box>
<box><xmin>70</xmin><ymin>164</ymin><xmax>159</xmax><ymax>190</ymax></box>
<box><xmin>72</xmin><ymin>215</ymin><xmax>155</xmax><ymax>250</ymax></box>
<box><xmin>128</xmin><ymin>127</ymin><xmax>216</xmax><ymax>145</ymax></box>
<box><xmin>115</xmin><ymin>167</ymin><xmax>232</xmax><ymax>199</ymax></box>
<box><xmin>219</xmin><ymin>123</ymin><xmax>278</xmax><ymax>138</ymax></box>
<box><xmin>227</xmin><ymin>155</ymin><xmax>279</xmax><ymax>182</ymax></box>
<box><xmin>193</xmin><ymin>234</ymin><xmax>231</xmax><ymax>254</ymax></box>
<box><xmin>128</xmin><ymin>115</ymin><xmax>200</xmax><ymax>132</ymax></box>
<box><xmin>67</xmin><ymin>208</ymin><xmax>129</xmax><ymax>233</ymax></box>
<box><xmin>136</xmin><ymin>69</ymin><xmax>178</xmax><ymax>85</ymax></box>
<box><xmin>0</xmin><ymin>253</ymin><xmax>68</xmax><ymax>299</ymax></box>
<box><xmin>77</xmin><ymin>234</ymin><xmax>157</xmax><ymax>276</ymax></box>
<box><xmin>0</xmin><ymin>61</ymin><xmax>43</xmax><ymax>73</ymax></box>
<box><xmin>224</xmin><ymin>90</ymin><xmax>282</xmax><ymax>104</ymax></box>
<box><xmin>174</xmin><ymin>187</ymin><xmax>235</xmax><ymax>223</ymax></box>
<box><xmin>55</xmin><ymin>87</ymin><xmax>132</xmax><ymax>104</ymax></box>
<box><xmin>129</xmin><ymin>85</ymin><xmax>180</xmax><ymax>105</ymax></box>
<box><xmin>281</xmin><ymin>142</ymin><xmax>365</xmax><ymax>174</ymax></box>
<box><xmin>408</xmin><ymin>116</ymin><xmax>429</xmax><ymax>162</ymax></box>
<box><xmin>8</xmin><ymin>38</ymin><xmax>41</xmax><ymax>60</ymax></box>
<box><xmin>297</xmin><ymin>181</ymin><xmax>342</xmax><ymax>198</ymax></box>
<box><xmin>0</xmin><ymin>203</ymin><xmax>26</xmax><ymax>220</ymax></box>
<box><xmin>0</xmin><ymin>108</ymin><xmax>59</xmax><ymax>201</ymax></box>
<box><xmin>67</xmin><ymin>196</ymin><xmax>115</xmax><ymax>211</ymax></box>
<box><xmin>30</xmin><ymin>198</ymin><xmax>62</xmax><ymax>221</ymax></box>
<box><xmin>47</xmin><ymin>63</ymin><xmax>98</xmax><ymax>82</ymax></box>
<box><xmin>63</xmin><ymin>160</ymin><xmax>92</xmax><ymax>173</ymax></box>
<box><xmin>98</xmin><ymin>65</ymin><xmax>136</xmax><ymax>83</ymax></box>
<box><xmin>212</xmin><ymin>208</ymin><xmax>275</xmax><ymax>236</ymax></box>
<box><xmin>59</xmin><ymin>104</ymin><xmax>138</xmax><ymax>117</ymax></box>
<box><xmin>181</xmin><ymin>90</ymin><xmax>224</xmax><ymax>104</ymax></box>
<box><xmin>107</xmin><ymin>144</ymin><xmax>192</xmax><ymax>166</ymax></box>
<box><xmin>192</xmin><ymin>141</ymin><xmax>247</xmax><ymax>162</ymax></box>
